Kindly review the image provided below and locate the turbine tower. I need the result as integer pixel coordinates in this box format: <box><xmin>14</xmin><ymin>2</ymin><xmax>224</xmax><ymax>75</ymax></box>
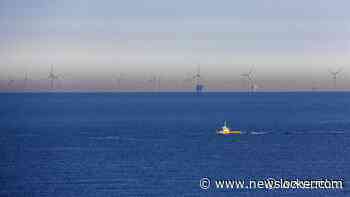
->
<box><xmin>193</xmin><ymin>65</ymin><xmax>204</xmax><ymax>93</ymax></box>
<box><xmin>148</xmin><ymin>75</ymin><xmax>160</xmax><ymax>91</ymax></box>
<box><xmin>7</xmin><ymin>76</ymin><xmax>15</xmax><ymax>87</ymax></box>
<box><xmin>328</xmin><ymin>68</ymin><xmax>343</xmax><ymax>89</ymax></box>
<box><xmin>23</xmin><ymin>71</ymin><xmax>30</xmax><ymax>88</ymax></box>
<box><xmin>115</xmin><ymin>73</ymin><xmax>125</xmax><ymax>90</ymax></box>
<box><xmin>252</xmin><ymin>83</ymin><xmax>259</xmax><ymax>92</ymax></box>
<box><xmin>157</xmin><ymin>76</ymin><xmax>161</xmax><ymax>91</ymax></box>
<box><xmin>48</xmin><ymin>65</ymin><xmax>59</xmax><ymax>89</ymax></box>
<box><xmin>241</xmin><ymin>67</ymin><xmax>256</xmax><ymax>92</ymax></box>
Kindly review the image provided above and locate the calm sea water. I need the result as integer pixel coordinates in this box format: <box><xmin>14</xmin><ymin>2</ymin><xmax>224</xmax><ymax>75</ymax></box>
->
<box><xmin>0</xmin><ymin>92</ymin><xmax>349</xmax><ymax>197</ymax></box>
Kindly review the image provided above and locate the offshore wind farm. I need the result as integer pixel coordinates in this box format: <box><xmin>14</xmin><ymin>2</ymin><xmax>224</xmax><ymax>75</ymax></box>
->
<box><xmin>0</xmin><ymin>65</ymin><xmax>348</xmax><ymax>92</ymax></box>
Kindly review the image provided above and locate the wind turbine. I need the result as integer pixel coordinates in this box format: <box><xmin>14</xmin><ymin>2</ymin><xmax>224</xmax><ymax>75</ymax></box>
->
<box><xmin>241</xmin><ymin>67</ymin><xmax>256</xmax><ymax>92</ymax></box>
<box><xmin>147</xmin><ymin>75</ymin><xmax>156</xmax><ymax>91</ymax></box>
<box><xmin>147</xmin><ymin>75</ymin><xmax>160</xmax><ymax>91</ymax></box>
<box><xmin>328</xmin><ymin>68</ymin><xmax>343</xmax><ymax>89</ymax></box>
<box><xmin>48</xmin><ymin>65</ymin><xmax>59</xmax><ymax>89</ymax></box>
<box><xmin>7</xmin><ymin>76</ymin><xmax>15</xmax><ymax>87</ymax></box>
<box><xmin>157</xmin><ymin>76</ymin><xmax>161</xmax><ymax>91</ymax></box>
<box><xmin>193</xmin><ymin>65</ymin><xmax>204</xmax><ymax>93</ymax></box>
<box><xmin>310</xmin><ymin>79</ymin><xmax>318</xmax><ymax>92</ymax></box>
<box><xmin>23</xmin><ymin>71</ymin><xmax>30</xmax><ymax>89</ymax></box>
<box><xmin>115</xmin><ymin>73</ymin><xmax>125</xmax><ymax>90</ymax></box>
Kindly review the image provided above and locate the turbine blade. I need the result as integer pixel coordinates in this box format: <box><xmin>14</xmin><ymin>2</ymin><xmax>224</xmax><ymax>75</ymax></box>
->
<box><xmin>336</xmin><ymin>67</ymin><xmax>343</xmax><ymax>74</ymax></box>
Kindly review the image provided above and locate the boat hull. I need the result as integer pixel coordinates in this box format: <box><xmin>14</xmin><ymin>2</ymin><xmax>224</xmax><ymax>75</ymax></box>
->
<box><xmin>217</xmin><ymin>130</ymin><xmax>241</xmax><ymax>135</ymax></box>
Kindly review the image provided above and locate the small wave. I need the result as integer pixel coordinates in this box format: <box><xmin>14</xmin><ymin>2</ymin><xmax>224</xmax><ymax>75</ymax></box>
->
<box><xmin>89</xmin><ymin>136</ymin><xmax>120</xmax><ymax>140</ymax></box>
<box><xmin>88</xmin><ymin>136</ymin><xmax>168</xmax><ymax>142</ymax></box>
<box><xmin>327</xmin><ymin>130</ymin><xmax>346</xmax><ymax>134</ymax></box>
<box><xmin>300</xmin><ymin>130</ymin><xmax>346</xmax><ymax>135</ymax></box>
<box><xmin>14</xmin><ymin>178</ymin><xmax>135</xmax><ymax>185</ymax></box>
<box><xmin>250</xmin><ymin>131</ymin><xmax>270</xmax><ymax>135</ymax></box>
<box><xmin>276</xmin><ymin>130</ymin><xmax>348</xmax><ymax>135</ymax></box>
<box><xmin>245</xmin><ymin>130</ymin><xmax>348</xmax><ymax>135</ymax></box>
<box><xmin>326</xmin><ymin>131</ymin><xmax>346</xmax><ymax>135</ymax></box>
<box><xmin>15</xmin><ymin>134</ymin><xmax>39</xmax><ymax>137</ymax></box>
<box><xmin>320</xmin><ymin>119</ymin><xmax>350</xmax><ymax>124</ymax></box>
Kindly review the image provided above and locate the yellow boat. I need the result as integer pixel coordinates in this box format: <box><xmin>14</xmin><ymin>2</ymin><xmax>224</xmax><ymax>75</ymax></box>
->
<box><xmin>217</xmin><ymin>121</ymin><xmax>241</xmax><ymax>135</ymax></box>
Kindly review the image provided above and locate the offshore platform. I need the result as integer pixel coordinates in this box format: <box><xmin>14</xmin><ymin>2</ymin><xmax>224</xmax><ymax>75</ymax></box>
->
<box><xmin>193</xmin><ymin>66</ymin><xmax>204</xmax><ymax>93</ymax></box>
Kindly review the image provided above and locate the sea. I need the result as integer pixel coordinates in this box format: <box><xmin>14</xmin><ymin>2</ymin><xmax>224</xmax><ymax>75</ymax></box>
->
<box><xmin>0</xmin><ymin>92</ymin><xmax>349</xmax><ymax>197</ymax></box>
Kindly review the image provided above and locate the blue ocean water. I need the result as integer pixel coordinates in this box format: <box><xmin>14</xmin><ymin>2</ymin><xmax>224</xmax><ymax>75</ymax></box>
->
<box><xmin>0</xmin><ymin>92</ymin><xmax>349</xmax><ymax>197</ymax></box>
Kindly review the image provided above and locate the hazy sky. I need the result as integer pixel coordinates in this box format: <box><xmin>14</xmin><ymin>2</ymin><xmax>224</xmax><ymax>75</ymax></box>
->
<box><xmin>1</xmin><ymin>0</ymin><xmax>349</xmax><ymax>91</ymax></box>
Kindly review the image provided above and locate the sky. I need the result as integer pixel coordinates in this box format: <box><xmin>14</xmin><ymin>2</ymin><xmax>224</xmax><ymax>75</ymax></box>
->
<box><xmin>0</xmin><ymin>0</ymin><xmax>350</xmax><ymax>91</ymax></box>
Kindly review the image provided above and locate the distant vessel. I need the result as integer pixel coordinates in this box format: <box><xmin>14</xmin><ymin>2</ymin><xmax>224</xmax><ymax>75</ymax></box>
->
<box><xmin>216</xmin><ymin>121</ymin><xmax>241</xmax><ymax>135</ymax></box>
